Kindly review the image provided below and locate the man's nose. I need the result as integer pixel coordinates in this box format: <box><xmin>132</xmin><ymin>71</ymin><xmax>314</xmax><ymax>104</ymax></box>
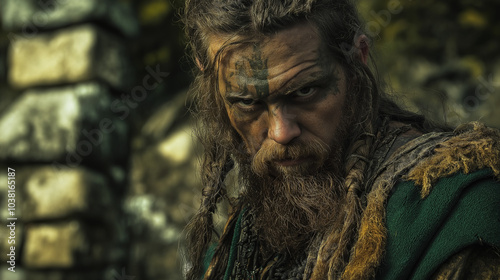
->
<box><xmin>267</xmin><ymin>105</ymin><xmax>300</xmax><ymax>145</ymax></box>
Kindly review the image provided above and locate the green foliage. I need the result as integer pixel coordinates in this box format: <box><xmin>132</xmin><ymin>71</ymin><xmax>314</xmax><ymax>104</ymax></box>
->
<box><xmin>358</xmin><ymin>0</ymin><xmax>500</xmax><ymax>127</ymax></box>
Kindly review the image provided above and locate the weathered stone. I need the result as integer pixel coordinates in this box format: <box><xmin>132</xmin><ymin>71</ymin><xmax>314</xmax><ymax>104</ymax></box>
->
<box><xmin>23</xmin><ymin>221</ymin><xmax>116</xmax><ymax>268</ymax></box>
<box><xmin>21</xmin><ymin>166</ymin><xmax>113</xmax><ymax>221</ymax></box>
<box><xmin>8</xmin><ymin>24</ymin><xmax>133</xmax><ymax>90</ymax></box>
<box><xmin>125</xmin><ymin>100</ymin><xmax>206</xmax><ymax>280</ymax></box>
<box><xmin>0</xmin><ymin>82</ymin><xmax>128</xmax><ymax>167</ymax></box>
<box><xmin>1</xmin><ymin>0</ymin><xmax>138</xmax><ymax>37</ymax></box>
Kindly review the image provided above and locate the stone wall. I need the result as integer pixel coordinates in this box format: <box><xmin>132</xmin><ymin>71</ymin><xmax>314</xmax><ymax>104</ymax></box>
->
<box><xmin>0</xmin><ymin>1</ymin><xmax>201</xmax><ymax>279</ymax></box>
<box><xmin>0</xmin><ymin>0</ymin><xmax>137</xmax><ymax>279</ymax></box>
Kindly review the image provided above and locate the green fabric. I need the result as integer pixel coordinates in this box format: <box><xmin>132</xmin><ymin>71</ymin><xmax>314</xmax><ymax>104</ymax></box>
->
<box><xmin>223</xmin><ymin>208</ymin><xmax>245</xmax><ymax>280</ymax></box>
<box><xmin>201</xmin><ymin>209</ymin><xmax>245</xmax><ymax>280</ymax></box>
<box><xmin>202</xmin><ymin>244</ymin><xmax>216</xmax><ymax>277</ymax></box>
<box><xmin>378</xmin><ymin>168</ymin><xmax>500</xmax><ymax>279</ymax></box>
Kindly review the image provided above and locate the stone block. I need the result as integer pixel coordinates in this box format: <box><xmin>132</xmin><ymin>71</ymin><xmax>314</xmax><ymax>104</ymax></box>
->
<box><xmin>21</xmin><ymin>166</ymin><xmax>113</xmax><ymax>221</ymax></box>
<box><xmin>1</xmin><ymin>0</ymin><xmax>138</xmax><ymax>37</ymax></box>
<box><xmin>23</xmin><ymin>221</ymin><xmax>116</xmax><ymax>268</ymax></box>
<box><xmin>8</xmin><ymin>24</ymin><xmax>133</xmax><ymax>90</ymax></box>
<box><xmin>0</xmin><ymin>165</ymin><xmax>121</xmax><ymax>222</ymax></box>
<box><xmin>0</xmin><ymin>82</ymin><xmax>128</xmax><ymax>167</ymax></box>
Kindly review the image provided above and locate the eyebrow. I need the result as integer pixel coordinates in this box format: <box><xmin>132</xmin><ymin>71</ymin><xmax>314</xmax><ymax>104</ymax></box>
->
<box><xmin>224</xmin><ymin>90</ymin><xmax>252</xmax><ymax>99</ymax></box>
<box><xmin>271</xmin><ymin>68</ymin><xmax>330</xmax><ymax>99</ymax></box>
<box><xmin>222</xmin><ymin>64</ymin><xmax>331</xmax><ymax>100</ymax></box>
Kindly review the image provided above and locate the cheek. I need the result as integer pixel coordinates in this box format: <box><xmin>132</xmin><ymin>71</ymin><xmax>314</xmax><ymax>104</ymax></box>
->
<box><xmin>226</xmin><ymin>107</ymin><xmax>267</xmax><ymax>154</ymax></box>
<box><xmin>226</xmin><ymin>108</ymin><xmax>254</xmax><ymax>150</ymax></box>
<box><xmin>316</xmin><ymin>95</ymin><xmax>347</xmax><ymax>145</ymax></box>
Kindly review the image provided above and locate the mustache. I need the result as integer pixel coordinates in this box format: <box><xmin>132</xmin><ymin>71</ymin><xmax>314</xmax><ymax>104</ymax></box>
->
<box><xmin>251</xmin><ymin>138</ymin><xmax>331</xmax><ymax>177</ymax></box>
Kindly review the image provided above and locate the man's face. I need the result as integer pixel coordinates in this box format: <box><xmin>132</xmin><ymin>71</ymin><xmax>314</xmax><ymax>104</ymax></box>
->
<box><xmin>210</xmin><ymin>22</ymin><xmax>348</xmax><ymax>176</ymax></box>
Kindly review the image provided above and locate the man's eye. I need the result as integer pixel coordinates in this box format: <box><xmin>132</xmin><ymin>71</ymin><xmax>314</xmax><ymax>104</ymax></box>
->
<box><xmin>294</xmin><ymin>87</ymin><xmax>316</xmax><ymax>97</ymax></box>
<box><xmin>237</xmin><ymin>98</ymin><xmax>257</xmax><ymax>107</ymax></box>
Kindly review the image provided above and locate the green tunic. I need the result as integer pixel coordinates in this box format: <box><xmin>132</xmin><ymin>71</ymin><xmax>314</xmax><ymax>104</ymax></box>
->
<box><xmin>204</xmin><ymin>168</ymin><xmax>500</xmax><ymax>279</ymax></box>
<box><xmin>379</xmin><ymin>168</ymin><xmax>500</xmax><ymax>279</ymax></box>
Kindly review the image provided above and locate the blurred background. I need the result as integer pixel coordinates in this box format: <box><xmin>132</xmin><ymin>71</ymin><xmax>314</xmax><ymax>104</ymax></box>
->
<box><xmin>0</xmin><ymin>0</ymin><xmax>498</xmax><ymax>279</ymax></box>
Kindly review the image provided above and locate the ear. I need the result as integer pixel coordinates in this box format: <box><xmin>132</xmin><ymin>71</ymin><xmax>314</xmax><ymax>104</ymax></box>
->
<box><xmin>355</xmin><ymin>35</ymin><xmax>369</xmax><ymax>65</ymax></box>
<box><xmin>195</xmin><ymin>57</ymin><xmax>205</xmax><ymax>71</ymax></box>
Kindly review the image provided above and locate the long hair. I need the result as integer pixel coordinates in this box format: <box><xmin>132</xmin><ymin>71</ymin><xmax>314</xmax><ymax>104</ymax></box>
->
<box><xmin>182</xmin><ymin>1</ymin><xmax>448</xmax><ymax>279</ymax></box>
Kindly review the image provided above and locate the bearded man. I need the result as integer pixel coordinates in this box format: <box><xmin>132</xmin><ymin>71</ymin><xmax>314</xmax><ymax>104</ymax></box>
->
<box><xmin>181</xmin><ymin>1</ymin><xmax>500</xmax><ymax>279</ymax></box>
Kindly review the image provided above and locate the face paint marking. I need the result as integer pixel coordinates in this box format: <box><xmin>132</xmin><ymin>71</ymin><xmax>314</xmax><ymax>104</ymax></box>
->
<box><xmin>231</xmin><ymin>45</ymin><xmax>270</xmax><ymax>100</ymax></box>
<box><xmin>247</xmin><ymin>45</ymin><xmax>270</xmax><ymax>99</ymax></box>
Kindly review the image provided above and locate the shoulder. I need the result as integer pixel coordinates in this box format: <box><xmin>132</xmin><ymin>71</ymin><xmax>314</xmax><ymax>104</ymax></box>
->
<box><xmin>383</xmin><ymin>168</ymin><xmax>500</xmax><ymax>280</ymax></box>
<box><xmin>404</xmin><ymin>121</ymin><xmax>500</xmax><ymax>198</ymax></box>
<box><xmin>388</xmin><ymin>168</ymin><xmax>500</xmax><ymax>247</ymax></box>
<box><xmin>380</xmin><ymin>122</ymin><xmax>500</xmax><ymax>280</ymax></box>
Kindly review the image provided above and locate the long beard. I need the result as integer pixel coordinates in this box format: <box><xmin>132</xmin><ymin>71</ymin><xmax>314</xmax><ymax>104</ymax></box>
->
<box><xmin>236</xmin><ymin>125</ymin><xmax>350</xmax><ymax>254</ymax></box>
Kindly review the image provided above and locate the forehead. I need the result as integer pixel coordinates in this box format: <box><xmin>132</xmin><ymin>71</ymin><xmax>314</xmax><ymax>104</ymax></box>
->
<box><xmin>208</xmin><ymin>22</ymin><xmax>323</xmax><ymax>79</ymax></box>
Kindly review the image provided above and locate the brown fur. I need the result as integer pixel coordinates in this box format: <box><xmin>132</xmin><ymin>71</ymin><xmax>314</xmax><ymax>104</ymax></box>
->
<box><xmin>341</xmin><ymin>186</ymin><xmax>388</xmax><ymax>279</ymax></box>
<box><xmin>406</xmin><ymin>122</ymin><xmax>500</xmax><ymax>198</ymax></box>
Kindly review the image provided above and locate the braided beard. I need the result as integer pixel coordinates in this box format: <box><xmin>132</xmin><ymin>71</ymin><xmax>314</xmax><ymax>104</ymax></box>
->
<box><xmin>236</xmin><ymin>119</ymin><xmax>351</xmax><ymax>255</ymax></box>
